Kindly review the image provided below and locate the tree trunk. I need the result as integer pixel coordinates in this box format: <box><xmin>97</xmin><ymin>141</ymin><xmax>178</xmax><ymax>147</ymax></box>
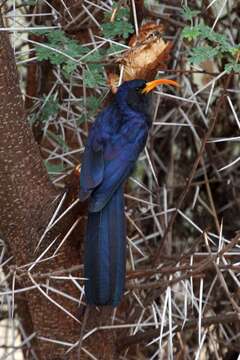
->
<box><xmin>0</xmin><ymin>11</ymin><xmax>117</xmax><ymax>359</ymax></box>
<box><xmin>0</xmin><ymin>13</ymin><xmax>83</xmax><ymax>360</ymax></box>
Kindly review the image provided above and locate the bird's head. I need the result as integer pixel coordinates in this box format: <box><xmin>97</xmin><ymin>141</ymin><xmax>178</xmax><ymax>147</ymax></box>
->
<box><xmin>115</xmin><ymin>78</ymin><xmax>179</xmax><ymax>118</ymax></box>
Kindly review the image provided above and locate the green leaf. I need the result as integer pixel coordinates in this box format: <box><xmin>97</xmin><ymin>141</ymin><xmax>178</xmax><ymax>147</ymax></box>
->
<box><xmin>44</xmin><ymin>161</ymin><xmax>66</xmax><ymax>174</ymax></box>
<box><xmin>40</xmin><ymin>96</ymin><xmax>59</xmax><ymax>121</ymax></box>
<box><xmin>102</xmin><ymin>20</ymin><xmax>134</xmax><ymax>39</ymax></box>
<box><xmin>83</xmin><ymin>65</ymin><xmax>105</xmax><ymax>88</ymax></box>
<box><xmin>182</xmin><ymin>23</ymin><xmax>235</xmax><ymax>53</ymax></box>
<box><xmin>225</xmin><ymin>60</ymin><xmax>240</xmax><ymax>73</ymax></box>
<box><xmin>35</xmin><ymin>29</ymin><xmax>105</xmax><ymax>77</ymax></box>
<box><xmin>104</xmin><ymin>2</ymin><xmax>131</xmax><ymax>22</ymax></box>
<box><xmin>188</xmin><ymin>45</ymin><xmax>219</xmax><ymax>64</ymax></box>
<box><xmin>67</xmin><ymin>42</ymin><xmax>87</xmax><ymax>57</ymax></box>
<box><xmin>86</xmin><ymin>96</ymin><xmax>102</xmax><ymax>112</ymax></box>
<box><xmin>82</xmin><ymin>50</ymin><xmax>103</xmax><ymax>62</ymax></box>
<box><xmin>102</xmin><ymin>2</ymin><xmax>133</xmax><ymax>40</ymax></box>
<box><xmin>106</xmin><ymin>43</ymin><xmax>126</xmax><ymax>56</ymax></box>
<box><xmin>35</xmin><ymin>45</ymin><xmax>51</xmax><ymax>61</ymax></box>
<box><xmin>76</xmin><ymin>115</ymin><xmax>86</xmax><ymax>125</ymax></box>
<box><xmin>182</xmin><ymin>21</ymin><xmax>239</xmax><ymax>65</ymax></box>
<box><xmin>36</xmin><ymin>45</ymin><xmax>65</xmax><ymax>64</ymax></box>
<box><xmin>194</xmin><ymin>24</ymin><xmax>210</xmax><ymax>38</ymax></box>
<box><xmin>182</xmin><ymin>26</ymin><xmax>202</xmax><ymax>41</ymax></box>
<box><xmin>180</xmin><ymin>5</ymin><xmax>200</xmax><ymax>21</ymax></box>
<box><xmin>114</xmin><ymin>5</ymin><xmax>131</xmax><ymax>20</ymax></box>
<box><xmin>62</xmin><ymin>61</ymin><xmax>78</xmax><ymax>75</ymax></box>
<box><xmin>46</xmin><ymin>130</ymin><xmax>68</xmax><ymax>151</ymax></box>
<box><xmin>30</xmin><ymin>28</ymin><xmax>52</xmax><ymax>35</ymax></box>
<box><xmin>47</xmin><ymin>30</ymin><xmax>68</xmax><ymax>44</ymax></box>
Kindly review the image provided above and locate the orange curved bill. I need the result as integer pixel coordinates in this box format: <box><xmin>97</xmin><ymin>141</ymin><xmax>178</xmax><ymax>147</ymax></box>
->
<box><xmin>142</xmin><ymin>79</ymin><xmax>180</xmax><ymax>94</ymax></box>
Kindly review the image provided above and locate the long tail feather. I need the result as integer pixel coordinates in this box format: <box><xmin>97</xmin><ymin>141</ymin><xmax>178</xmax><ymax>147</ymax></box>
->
<box><xmin>84</xmin><ymin>186</ymin><xmax>126</xmax><ymax>306</ymax></box>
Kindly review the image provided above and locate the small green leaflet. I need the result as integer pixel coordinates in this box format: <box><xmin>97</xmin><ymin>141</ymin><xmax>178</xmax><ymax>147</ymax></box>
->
<box><xmin>189</xmin><ymin>46</ymin><xmax>219</xmax><ymax>65</ymax></box>
<box><xmin>46</xmin><ymin>130</ymin><xmax>68</xmax><ymax>151</ymax></box>
<box><xmin>180</xmin><ymin>5</ymin><xmax>200</xmax><ymax>21</ymax></box>
<box><xmin>102</xmin><ymin>21</ymin><xmax>134</xmax><ymax>39</ymax></box>
<box><xmin>40</xmin><ymin>96</ymin><xmax>59</xmax><ymax>122</ymax></box>
<box><xmin>44</xmin><ymin>161</ymin><xmax>66</xmax><ymax>174</ymax></box>
<box><xmin>86</xmin><ymin>96</ymin><xmax>102</xmax><ymax>112</ymax></box>
<box><xmin>35</xmin><ymin>30</ymin><xmax>102</xmax><ymax>75</ymax></box>
<box><xmin>83</xmin><ymin>65</ymin><xmax>105</xmax><ymax>88</ymax></box>
<box><xmin>182</xmin><ymin>22</ymin><xmax>240</xmax><ymax>67</ymax></box>
<box><xmin>102</xmin><ymin>1</ymin><xmax>134</xmax><ymax>39</ymax></box>
<box><xmin>225</xmin><ymin>60</ymin><xmax>240</xmax><ymax>73</ymax></box>
<box><xmin>182</xmin><ymin>26</ymin><xmax>202</xmax><ymax>41</ymax></box>
<box><xmin>104</xmin><ymin>2</ymin><xmax>131</xmax><ymax>22</ymax></box>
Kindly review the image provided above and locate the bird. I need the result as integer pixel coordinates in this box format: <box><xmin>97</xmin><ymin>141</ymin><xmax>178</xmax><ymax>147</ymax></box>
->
<box><xmin>79</xmin><ymin>78</ymin><xmax>179</xmax><ymax>307</ymax></box>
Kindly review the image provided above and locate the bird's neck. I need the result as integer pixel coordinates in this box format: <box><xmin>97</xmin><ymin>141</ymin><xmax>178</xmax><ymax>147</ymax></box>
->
<box><xmin>117</xmin><ymin>101</ymin><xmax>148</xmax><ymax>125</ymax></box>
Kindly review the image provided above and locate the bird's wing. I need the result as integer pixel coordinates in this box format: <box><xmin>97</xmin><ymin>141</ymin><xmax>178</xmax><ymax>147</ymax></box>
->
<box><xmin>79</xmin><ymin>116</ymin><xmax>105</xmax><ymax>201</ymax></box>
<box><xmin>89</xmin><ymin>120</ymin><xmax>149</xmax><ymax>212</ymax></box>
<box><xmin>79</xmin><ymin>104</ymin><xmax>121</xmax><ymax>201</ymax></box>
<box><xmin>79</xmin><ymin>139</ymin><xmax>104</xmax><ymax>201</ymax></box>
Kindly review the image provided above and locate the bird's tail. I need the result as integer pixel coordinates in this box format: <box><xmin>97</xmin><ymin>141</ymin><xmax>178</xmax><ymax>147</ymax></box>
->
<box><xmin>84</xmin><ymin>185</ymin><xmax>126</xmax><ymax>306</ymax></box>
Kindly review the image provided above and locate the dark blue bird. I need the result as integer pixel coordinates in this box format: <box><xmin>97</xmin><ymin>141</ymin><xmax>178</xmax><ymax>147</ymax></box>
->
<box><xmin>79</xmin><ymin>78</ymin><xmax>178</xmax><ymax>306</ymax></box>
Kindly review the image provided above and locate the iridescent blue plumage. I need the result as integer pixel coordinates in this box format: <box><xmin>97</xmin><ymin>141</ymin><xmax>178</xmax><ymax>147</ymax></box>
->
<box><xmin>80</xmin><ymin>80</ymin><xmax>152</xmax><ymax>306</ymax></box>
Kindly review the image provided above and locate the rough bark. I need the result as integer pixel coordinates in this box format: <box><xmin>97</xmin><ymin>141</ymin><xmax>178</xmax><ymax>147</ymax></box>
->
<box><xmin>0</xmin><ymin>11</ymin><xmax>118</xmax><ymax>359</ymax></box>
<box><xmin>0</xmin><ymin>13</ymin><xmax>83</xmax><ymax>360</ymax></box>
